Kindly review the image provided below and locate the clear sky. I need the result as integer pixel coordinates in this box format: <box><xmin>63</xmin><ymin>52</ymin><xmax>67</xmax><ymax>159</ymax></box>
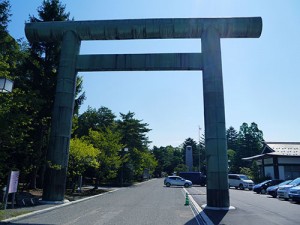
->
<box><xmin>8</xmin><ymin>0</ymin><xmax>300</xmax><ymax>148</ymax></box>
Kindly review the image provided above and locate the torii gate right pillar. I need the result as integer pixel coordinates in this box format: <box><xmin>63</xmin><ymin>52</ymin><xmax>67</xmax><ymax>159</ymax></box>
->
<box><xmin>202</xmin><ymin>27</ymin><xmax>229</xmax><ymax>208</ymax></box>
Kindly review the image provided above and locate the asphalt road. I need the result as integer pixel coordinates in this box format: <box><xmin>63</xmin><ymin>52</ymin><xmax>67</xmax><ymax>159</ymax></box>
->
<box><xmin>188</xmin><ymin>186</ymin><xmax>300</xmax><ymax>225</ymax></box>
<box><xmin>3</xmin><ymin>179</ymin><xmax>298</xmax><ymax>225</ymax></box>
<box><xmin>3</xmin><ymin>179</ymin><xmax>200</xmax><ymax>225</ymax></box>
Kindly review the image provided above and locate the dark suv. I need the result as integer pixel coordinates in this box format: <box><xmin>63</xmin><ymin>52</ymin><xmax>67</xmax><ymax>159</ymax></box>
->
<box><xmin>179</xmin><ymin>172</ymin><xmax>206</xmax><ymax>186</ymax></box>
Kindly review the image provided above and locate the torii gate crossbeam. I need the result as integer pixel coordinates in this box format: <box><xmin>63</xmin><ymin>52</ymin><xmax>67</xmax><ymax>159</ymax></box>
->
<box><xmin>25</xmin><ymin>17</ymin><xmax>262</xmax><ymax>208</ymax></box>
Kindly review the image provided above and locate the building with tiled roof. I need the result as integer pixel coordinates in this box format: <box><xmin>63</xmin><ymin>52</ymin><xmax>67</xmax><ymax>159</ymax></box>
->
<box><xmin>242</xmin><ymin>142</ymin><xmax>300</xmax><ymax>180</ymax></box>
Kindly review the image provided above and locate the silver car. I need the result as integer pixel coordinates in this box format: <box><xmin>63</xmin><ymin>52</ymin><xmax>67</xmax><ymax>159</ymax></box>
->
<box><xmin>289</xmin><ymin>185</ymin><xmax>300</xmax><ymax>202</ymax></box>
<box><xmin>277</xmin><ymin>177</ymin><xmax>300</xmax><ymax>200</ymax></box>
<box><xmin>164</xmin><ymin>176</ymin><xmax>192</xmax><ymax>188</ymax></box>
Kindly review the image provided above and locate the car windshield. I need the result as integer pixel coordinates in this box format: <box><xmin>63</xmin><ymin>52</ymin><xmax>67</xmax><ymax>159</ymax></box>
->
<box><xmin>278</xmin><ymin>180</ymin><xmax>292</xmax><ymax>186</ymax></box>
<box><xmin>289</xmin><ymin>178</ymin><xmax>300</xmax><ymax>185</ymax></box>
<box><xmin>259</xmin><ymin>180</ymin><xmax>271</xmax><ymax>185</ymax></box>
<box><xmin>240</xmin><ymin>175</ymin><xmax>249</xmax><ymax>180</ymax></box>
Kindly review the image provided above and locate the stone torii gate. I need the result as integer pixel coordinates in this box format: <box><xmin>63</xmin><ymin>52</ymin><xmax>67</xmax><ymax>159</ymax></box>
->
<box><xmin>25</xmin><ymin>17</ymin><xmax>262</xmax><ymax>208</ymax></box>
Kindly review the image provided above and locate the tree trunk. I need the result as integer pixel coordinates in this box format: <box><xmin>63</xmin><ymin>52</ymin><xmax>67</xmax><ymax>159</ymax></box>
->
<box><xmin>29</xmin><ymin>167</ymin><xmax>38</xmax><ymax>189</ymax></box>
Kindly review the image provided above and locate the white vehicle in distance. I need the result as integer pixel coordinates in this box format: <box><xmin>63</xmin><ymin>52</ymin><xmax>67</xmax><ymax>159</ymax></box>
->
<box><xmin>277</xmin><ymin>177</ymin><xmax>300</xmax><ymax>200</ymax></box>
<box><xmin>164</xmin><ymin>176</ymin><xmax>192</xmax><ymax>188</ymax></box>
<box><xmin>228</xmin><ymin>174</ymin><xmax>254</xmax><ymax>190</ymax></box>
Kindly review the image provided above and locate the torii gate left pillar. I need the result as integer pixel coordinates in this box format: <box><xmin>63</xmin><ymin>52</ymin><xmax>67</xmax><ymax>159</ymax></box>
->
<box><xmin>25</xmin><ymin>17</ymin><xmax>262</xmax><ymax>208</ymax></box>
<box><xmin>42</xmin><ymin>30</ymin><xmax>81</xmax><ymax>202</ymax></box>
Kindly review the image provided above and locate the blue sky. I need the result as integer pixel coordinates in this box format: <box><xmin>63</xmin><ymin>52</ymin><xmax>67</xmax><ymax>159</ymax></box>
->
<box><xmin>8</xmin><ymin>0</ymin><xmax>300</xmax><ymax>147</ymax></box>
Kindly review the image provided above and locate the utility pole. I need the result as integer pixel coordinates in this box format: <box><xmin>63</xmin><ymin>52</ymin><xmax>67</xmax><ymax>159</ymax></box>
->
<box><xmin>198</xmin><ymin>126</ymin><xmax>201</xmax><ymax>172</ymax></box>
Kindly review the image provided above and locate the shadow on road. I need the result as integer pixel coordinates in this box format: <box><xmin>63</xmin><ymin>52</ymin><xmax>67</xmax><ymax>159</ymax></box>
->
<box><xmin>203</xmin><ymin>208</ymin><xmax>228</xmax><ymax>225</ymax></box>
<box><xmin>183</xmin><ymin>206</ymin><xmax>229</xmax><ymax>225</ymax></box>
<box><xmin>163</xmin><ymin>186</ymin><xmax>186</xmax><ymax>188</ymax></box>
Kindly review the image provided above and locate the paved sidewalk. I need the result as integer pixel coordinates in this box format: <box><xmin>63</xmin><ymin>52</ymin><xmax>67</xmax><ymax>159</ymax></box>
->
<box><xmin>1</xmin><ymin>186</ymin><xmax>118</xmax><ymax>223</ymax></box>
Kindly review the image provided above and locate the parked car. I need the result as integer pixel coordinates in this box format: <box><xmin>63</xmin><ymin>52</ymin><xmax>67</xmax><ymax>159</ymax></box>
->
<box><xmin>179</xmin><ymin>172</ymin><xmax>206</xmax><ymax>186</ymax></box>
<box><xmin>164</xmin><ymin>176</ymin><xmax>192</xmax><ymax>188</ymax></box>
<box><xmin>277</xmin><ymin>177</ymin><xmax>300</xmax><ymax>200</ymax></box>
<box><xmin>253</xmin><ymin>179</ymin><xmax>283</xmax><ymax>194</ymax></box>
<box><xmin>228</xmin><ymin>174</ymin><xmax>254</xmax><ymax>190</ymax></box>
<box><xmin>288</xmin><ymin>185</ymin><xmax>300</xmax><ymax>203</ymax></box>
<box><xmin>266</xmin><ymin>180</ymin><xmax>292</xmax><ymax>198</ymax></box>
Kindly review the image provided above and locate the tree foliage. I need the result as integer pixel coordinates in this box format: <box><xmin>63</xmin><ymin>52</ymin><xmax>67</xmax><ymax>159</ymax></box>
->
<box><xmin>127</xmin><ymin>148</ymin><xmax>157</xmax><ymax>181</ymax></box>
<box><xmin>85</xmin><ymin>129</ymin><xmax>123</xmax><ymax>184</ymax></box>
<box><xmin>68</xmin><ymin>137</ymin><xmax>99</xmax><ymax>189</ymax></box>
<box><xmin>0</xmin><ymin>0</ymin><xmax>86</xmax><ymax>188</ymax></box>
<box><xmin>74</xmin><ymin>106</ymin><xmax>116</xmax><ymax>137</ymax></box>
<box><xmin>227</xmin><ymin>122</ymin><xmax>264</xmax><ymax>173</ymax></box>
<box><xmin>117</xmin><ymin>112</ymin><xmax>151</xmax><ymax>151</ymax></box>
<box><xmin>152</xmin><ymin>145</ymin><xmax>183</xmax><ymax>176</ymax></box>
<box><xmin>0</xmin><ymin>0</ymin><xmax>30</xmax><ymax>182</ymax></box>
<box><xmin>227</xmin><ymin>126</ymin><xmax>239</xmax><ymax>151</ymax></box>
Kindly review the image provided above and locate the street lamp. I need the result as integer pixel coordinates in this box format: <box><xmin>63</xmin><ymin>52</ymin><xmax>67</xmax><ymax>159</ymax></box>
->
<box><xmin>0</xmin><ymin>77</ymin><xmax>14</xmax><ymax>210</ymax></box>
<box><xmin>0</xmin><ymin>77</ymin><xmax>14</xmax><ymax>93</ymax></box>
<box><xmin>121</xmin><ymin>148</ymin><xmax>129</xmax><ymax>187</ymax></box>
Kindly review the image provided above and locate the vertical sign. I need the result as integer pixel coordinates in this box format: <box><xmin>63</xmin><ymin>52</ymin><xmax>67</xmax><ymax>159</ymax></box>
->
<box><xmin>185</xmin><ymin>146</ymin><xmax>193</xmax><ymax>172</ymax></box>
<box><xmin>4</xmin><ymin>170</ymin><xmax>20</xmax><ymax>209</ymax></box>
<box><xmin>8</xmin><ymin>171</ymin><xmax>20</xmax><ymax>193</ymax></box>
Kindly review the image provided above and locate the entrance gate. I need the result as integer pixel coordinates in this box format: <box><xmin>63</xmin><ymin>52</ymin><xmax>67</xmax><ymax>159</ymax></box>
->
<box><xmin>25</xmin><ymin>17</ymin><xmax>262</xmax><ymax>208</ymax></box>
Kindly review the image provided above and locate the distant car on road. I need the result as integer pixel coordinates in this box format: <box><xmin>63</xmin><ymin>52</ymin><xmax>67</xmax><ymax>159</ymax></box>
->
<box><xmin>253</xmin><ymin>179</ymin><xmax>283</xmax><ymax>194</ymax></box>
<box><xmin>179</xmin><ymin>172</ymin><xmax>206</xmax><ymax>186</ymax></box>
<box><xmin>228</xmin><ymin>174</ymin><xmax>254</xmax><ymax>190</ymax></box>
<box><xmin>277</xmin><ymin>177</ymin><xmax>300</xmax><ymax>200</ymax></box>
<box><xmin>266</xmin><ymin>180</ymin><xmax>292</xmax><ymax>198</ymax></box>
<box><xmin>164</xmin><ymin>176</ymin><xmax>192</xmax><ymax>188</ymax></box>
<box><xmin>289</xmin><ymin>185</ymin><xmax>300</xmax><ymax>203</ymax></box>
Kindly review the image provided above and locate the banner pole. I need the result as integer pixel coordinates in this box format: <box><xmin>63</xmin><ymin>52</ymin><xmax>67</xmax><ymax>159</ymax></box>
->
<box><xmin>4</xmin><ymin>171</ymin><xmax>12</xmax><ymax>210</ymax></box>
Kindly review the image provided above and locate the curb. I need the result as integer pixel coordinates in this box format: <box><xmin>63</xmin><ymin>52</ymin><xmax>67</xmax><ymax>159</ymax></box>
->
<box><xmin>183</xmin><ymin>188</ymin><xmax>214</xmax><ymax>225</ymax></box>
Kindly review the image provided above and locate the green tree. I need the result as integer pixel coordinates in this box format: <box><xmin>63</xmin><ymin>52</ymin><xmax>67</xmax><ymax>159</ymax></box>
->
<box><xmin>0</xmin><ymin>0</ymin><xmax>32</xmax><ymax>184</ymax></box>
<box><xmin>117</xmin><ymin>111</ymin><xmax>151</xmax><ymax>150</ymax></box>
<box><xmin>85</xmin><ymin>129</ymin><xmax>122</xmax><ymax>186</ymax></box>
<box><xmin>152</xmin><ymin>146</ymin><xmax>167</xmax><ymax>177</ymax></box>
<box><xmin>141</xmin><ymin>150</ymin><xmax>158</xmax><ymax>178</ymax></box>
<box><xmin>75</xmin><ymin>106</ymin><xmax>116</xmax><ymax>137</ymax></box>
<box><xmin>68</xmin><ymin>137</ymin><xmax>99</xmax><ymax>191</ymax></box>
<box><xmin>152</xmin><ymin>145</ymin><xmax>183</xmax><ymax>176</ymax></box>
<box><xmin>174</xmin><ymin>164</ymin><xmax>188</xmax><ymax>173</ymax></box>
<box><xmin>227</xmin><ymin>149</ymin><xmax>236</xmax><ymax>172</ymax></box>
<box><xmin>227</xmin><ymin>126</ymin><xmax>239</xmax><ymax>151</ymax></box>
<box><xmin>116</xmin><ymin>112</ymin><xmax>152</xmax><ymax>182</ymax></box>
<box><xmin>232</xmin><ymin>122</ymin><xmax>264</xmax><ymax>173</ymax></box>
<box><xmin>16</xmin><ymin>0</ymin><xmax>71</xmax><ymax>188</ymax></box>
<box><xmin>197</xmin><ymin>134</ymin><xmax>206</xmax><ymax>173</ymax></box>
<box><xmin>126</xmin><ymin>148</ymin><xmax>158</xmax><ymax>181</ymax></box>
<box><xmin>16</xmin><ymin>0</ymin><xmax>85</xmax><ymax>188</ymax></box>
<box><xmin>238</xmin><ymin>122</ymin><xmax>264</xmax><ymax>157</ymax></box>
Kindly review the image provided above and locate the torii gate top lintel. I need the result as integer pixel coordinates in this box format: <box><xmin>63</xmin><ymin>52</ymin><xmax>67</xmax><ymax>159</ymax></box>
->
<box><xmin>25</xmin><ymin>17</ymin><xmax>262</xmax><ymax>42</ymax></box>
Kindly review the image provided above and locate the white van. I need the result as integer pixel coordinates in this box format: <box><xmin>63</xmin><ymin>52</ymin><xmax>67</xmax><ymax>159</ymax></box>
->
<box><xmin>228</xmin><ymin>174</ymin><xmax>254</xmax><ymax>190</ymax></box>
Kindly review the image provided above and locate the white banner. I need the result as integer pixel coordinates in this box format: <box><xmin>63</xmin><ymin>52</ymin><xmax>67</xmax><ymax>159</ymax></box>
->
<box><xmin>8</xmin><ymin>171</ymin><xmax>20</xmax><ymax>193</ymax></box>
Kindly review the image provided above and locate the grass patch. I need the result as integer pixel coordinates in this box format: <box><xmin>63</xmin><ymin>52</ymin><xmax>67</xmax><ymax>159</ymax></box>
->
<box><xmin>65</xmin><ymin>188</ymin><xmax>108</xmax><ymax>201</ymax></box>
<box><xmin>0</xmin><ymin>209</ymin><xmax>32</xmax><ymax>221</ymax></box>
